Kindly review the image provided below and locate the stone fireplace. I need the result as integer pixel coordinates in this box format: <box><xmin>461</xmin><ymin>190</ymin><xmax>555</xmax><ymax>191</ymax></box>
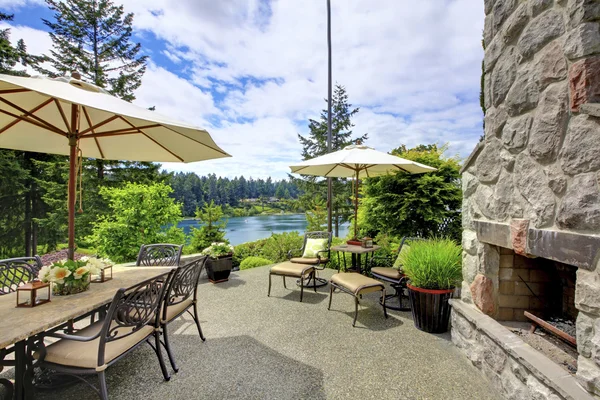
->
<box><xmin>452</xmin><ymin>0</ymin><xmax>600</xmax><ymax>398</ymax></box>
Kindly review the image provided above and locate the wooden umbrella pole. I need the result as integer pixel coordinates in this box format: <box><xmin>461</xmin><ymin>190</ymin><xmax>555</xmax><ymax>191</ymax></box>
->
<box><xmin>67</xmin><ymin>104</ymin><xmax>79</xmax><ymax>260</ymax></box>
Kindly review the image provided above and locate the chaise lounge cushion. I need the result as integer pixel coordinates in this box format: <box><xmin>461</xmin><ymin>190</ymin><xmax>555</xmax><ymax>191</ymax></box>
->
<box><xmin>290</xmin><ymin>257</ymin><xmax>329</xmax><ymax>265</ymax></box>
<box><xmin>270</xmin><ymin>262</ymin><xmax>314</xmax><ymax>277</ymax></box>
<box><xmin>331</xmin><ymin>272</ymin><xmax>384</xmax><ymax>295</ymax></box>
<box><xmin>34</xmin><ymin>321</ymin><xmax>154</xmax><ymax>369</ymax></box>
<box><xmin>371</xmin><ymin>267</ymin><xmax>402</xmax><ymax>281</ymax></box>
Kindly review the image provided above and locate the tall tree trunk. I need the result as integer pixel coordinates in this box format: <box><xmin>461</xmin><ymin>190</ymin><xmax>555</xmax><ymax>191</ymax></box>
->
<box><xmin>334</xmin><ymin>208</ymin><xmax>339</xmax><ymax>237</ymax></box>
<box><xmin>31</xmin><ymin>180</ymin><xmax>38</xmax><ymax>255</ymax></box>
<box><xmin>24</xmin><ymin>182</ymin><xmax>31</xmax><ymax>257</ymax></box>
<box><xmin>96</xmin><ymin>159</ymin><xmax>104</xmax><ymax>180</ymax></box>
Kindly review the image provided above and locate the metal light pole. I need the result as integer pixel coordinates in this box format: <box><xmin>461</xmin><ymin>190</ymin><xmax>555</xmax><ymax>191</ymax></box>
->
<box><xmin>326</xmin><ymin>0</ymin><xmax>333</xmax><ymax>234</ymax></box>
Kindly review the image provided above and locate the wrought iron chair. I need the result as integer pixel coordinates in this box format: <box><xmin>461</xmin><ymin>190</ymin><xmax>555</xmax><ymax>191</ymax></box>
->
<box><xmin>33</xmin><ymin>271</ymin><xmax>174</xmax><ymax>399</ymax></box>
<box><xmin>159</xmin><ymin>256</ymin><xmax>208</xmax><ymax>373</ymax></box>
<box><xmin>136</xmin><ymin>243</ymin><xmax>183</xmax><ymax>267</ymax></box>
<box><xmin>0</xmin><ymin>256</ymin><xmax>42</xmax><ymax>294</ymax></box>
<box><xmin>369</xmin><ymin>237</ymin><xmax>425</xmax><ymax>311</ymax></box>
<box><xmin>287</xmin><ymin>231</ymin><xmax>332</xmax><ymax>288</ymax></box>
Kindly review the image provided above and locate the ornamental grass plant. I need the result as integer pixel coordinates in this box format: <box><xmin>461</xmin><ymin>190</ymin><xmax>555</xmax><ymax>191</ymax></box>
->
<box><xmin>398</xmin><ymin>238</ymin><xmax>462</xmax><ymax>290</ymax></box>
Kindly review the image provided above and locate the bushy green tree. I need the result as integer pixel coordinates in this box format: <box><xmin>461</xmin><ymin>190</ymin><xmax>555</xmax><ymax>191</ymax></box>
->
<box><xmin>189</xmin><ymin>200</ymin><xmax>227</xmax><ymax>251</ymax></box>
<box><xmin>359</xmin><ymin>144</ymin><xmax>462</xmax><ymax>241</ymax></box>
<box><xmin>305</xmin><ymin>197</ymin><xmax>327</xmax><ymax>232</ymax></box>
<box><xmin>89</xmin><ymin>183</ymin><xmax>184</xmax><ymax>262</ymax></box>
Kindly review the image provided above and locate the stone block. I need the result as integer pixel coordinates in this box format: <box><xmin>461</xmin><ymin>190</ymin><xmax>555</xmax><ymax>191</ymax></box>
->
<box><xmin>578</xmin><ymin>312</ymin><xmax>594</xmax><ymax>358</ymax></box>
<box><xmin>475</xmin><ymin>139</ymin><xmax>503</xmax><ymax>183</ymax></box>
<box><xmin>515</xmin><ymin>281</ymin><xmax>540</xmax><ymax>296</ymax></box>
<box><xmin>500</xmin><ymin>280</ymin><xmax>515</xmax><ymax>295</ymax></box>
<box><xmin>510</xmin><ymin>219</ymin><xmax>529</xmax><ymax>256</ymax></box>
<box><xmin>485</xmin><ymin>106</ymin><xmax>509</xmax><ymax>140</ymax></box>
<box><xmin>493</xmin><ymin>0</ymin><xmax>517</xmax><ymax>33</ymax></box>
<box><xmin>576</xmin><ymin>269</ymin><xmax>600</xmax><ymax>315</ymax></box>
<box><xmin>499</xmin><ymin>294</ymin><xmax>530</xmax><ymax>308</ymax></box>
<box><xmin>461</xmin><ymin>280</ymin><xmax>473</xmax><ymax>303</ymax></box>
<box><xmin>471</xmin><ymin>274</ymin><xmax>496</xmax><ymax>316</ymax></box>
<box><xmin>505</xmin><ymin>66</ymin><xmax>540</xmax><ymax>116</ymax></box>
<box><xmin>517</xmin><ymin>10</ymin><xmax>565</xmax><ymax>60</ymax></box>
<box><xmin>530</xmin><ymin>0</ymin><xmax>553</xmax><ymax>17</ymax></box>
<box><xmin>527</xmin><ymin>227</ymin><xmax>600</xmax><ymax>270</ymax></box>
<box><xmin>514</xmin><ymin>154</ymin><xmax>556</xmax><ymax>228</ymax></box>
<box><xmin>451</xmin><ymin>310</ymin><xmax>475</xmax><ymax>340</ymax></box>
<box><xmin>478</xmin><ymin>243</ymin><xmax>500</xmax><ymax>277</ymax></box>
<box><xmin>502</xmin><ymin>3</ymin><xmax>529</xmax><ymax>44</ymax></box>
<box><xmin>529</xmin><ymin>83</ymin><xmax>569</xmax><ymax>164</ymax></box>
<box><xmin>474</xmin><ymin>220</ymin><xmax>513</xmax><ymax>249</ymax></box>
<box><xmin>533</xmin><ymin>39</ymin><xmax>568</xmax><ymax>90</ymax></box>
<box><xmin>546</xmin><ymin>163</ymin><xmax>567</xmax><ymax>195</ymax></box>
<box><xmin>510</xmin><ymin>358</ymin><xmax>529</xmax><ymax>383</ymax></box>
<box><xmin>569</xmin><ymin>56</ymin><xmax>600</xmax><ymax>111</ymax></box>
<box><xmin>484</xmin><ymin>0</ymin><xmax>495</xmax><ymax>15</ymax></box>
<box><xmin>462</xmin><ymin>171</ymin><xmax>478</xmax><ymax>198</ymax></box>
<box><xmin>565</xmin><ymin>22</ymin><xmax>600</xmax><ymax>59</ymax></box>
<box><xmin>484</xmin><ymin>14</ymin><xmax>495</xmax><ymax>46</ymax></box>
<box><xmin>462</xmin><ymin>229</ymin><xmax>479</xmax><ymax>255</ymax></box>
<box><xmin>500</xmin><ymin>268</ymin><xmax>530</xmax><ymax>281</ymax></box>
<box><xmin>484</xmin><ymin>35</ymin><xmax>503</xmax><ymax>73</ymax></box>
<box><xmin>567</xmin><ymin>0</ymin><xmax>600</xmax><ymax>27</ymax></box>
<box><xmin>526</xmin><ymin>375</ymin><xmax>558</xmax><ymax>400</ymax></box>
<box><xmin>463</xmin><ymin>252</ymin><xmax>478</xmax><ymax>284</ymax></box>
<box><xmin>492</xmin><ymin>48</ymin><xmax>518</xmax><ymax>106</ymax></box>
<box><xmin>500</xmin><ymin>254</ymin><xmax>514</xmax><ymax>269</ymax></box>
<box><xmin>482</xmin><ymin>333</ymin><xmax>507</xmax><ymax>373</ymax></box>
<box><xmin>577</xmin><ymin>355</ymin><xmax>600</xmax><ymax>396</ymax></box>
<box><xmin>501</xmin><ymin>114</ymin><xmax>531</xmax><ymax>153</ymax></box>
<box><xmin>498</xmin><ymin>307</ymin><xmax>515</xmax><ymax>320</ymax></box>
<box><xmin>557</xmin><ymin>173</ymin><xmax>600</xmax><ymax>231</ymax></box>
<box><xmin>561</xmin><ymin>115</ymin><xmax>600</xmax><ymax>174</ymax></box>
<box><xmin>500</xmin><ymin>366</ymin><xmax>532</xmax><ymax>399</ymax></box>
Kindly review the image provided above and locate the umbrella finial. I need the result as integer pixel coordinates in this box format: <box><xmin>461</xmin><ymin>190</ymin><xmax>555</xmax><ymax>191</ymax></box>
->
<box><xmin>71</xmin><ymin>71</ymin><xmax>81</xmax><ymax>80</ymax></box>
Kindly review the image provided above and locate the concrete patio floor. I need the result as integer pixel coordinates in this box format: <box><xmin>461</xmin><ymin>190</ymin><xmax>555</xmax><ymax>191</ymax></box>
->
<box><xmin>13</xmin><ymin>266</ymin><xmax>497</xmax><ymax>399</ymax></box>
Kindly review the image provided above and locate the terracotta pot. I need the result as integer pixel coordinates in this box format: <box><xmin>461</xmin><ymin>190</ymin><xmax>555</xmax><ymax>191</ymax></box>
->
<box><xmin>205</xmin><ymin>255</ymin><xmax>232</xmax><ymax>283</ymax></box>
<box><xmin>407</xmin><ymin>283</ymin><xmax>453</xmax><ymax>333</ymax></box>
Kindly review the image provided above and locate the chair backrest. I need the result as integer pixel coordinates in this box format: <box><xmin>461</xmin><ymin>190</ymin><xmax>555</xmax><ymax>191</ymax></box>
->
<box><xmin>98</xmin><ymin>270</ymin><xmax>173</xmax><ymax>365</ymax></box>
<box><xmin>0</xmin><ymin>256</ymin><xmax>42</xmax><ymax>295</ymax></box>
<box><xmin>136</xmin><ymin>244</ymin><xmax>183</xmax><ymax>267</ymax></box>
<box><xmin>397</xmin><ymin>237</ymin><xmax>427</xmax><ymax>252</ymax></box>
<box><xmin>162</xmin><ymin>256</ymin><xmax>208</xmax><ymax>318</ymax></box>
<box><xmin>301</xmin><ymin>231</ymin><xmax>332</xmax><ymax>256</ymax></box>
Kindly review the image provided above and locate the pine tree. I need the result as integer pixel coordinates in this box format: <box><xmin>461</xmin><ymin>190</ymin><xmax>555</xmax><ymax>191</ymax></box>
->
<box><xmin>297</xmin><ymin>84</ymin><xmax>367</xmax><ymax>236</ymax></box>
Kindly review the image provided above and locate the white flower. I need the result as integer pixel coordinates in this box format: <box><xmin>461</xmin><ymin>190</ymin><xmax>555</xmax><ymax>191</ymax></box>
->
<box><xmin>38</xmin><ymin>265</ymin><xmax>52</xmax><ymax>283</ymax></box>
<box><xmin>73</xmin><ymin>266</ymin><xmax>90</xmax><ymax>280</ymax></box>
<box><xmin>51</xmin><ymin>267</ymin><xmax>72</xmax><ymax>284</ymax></box>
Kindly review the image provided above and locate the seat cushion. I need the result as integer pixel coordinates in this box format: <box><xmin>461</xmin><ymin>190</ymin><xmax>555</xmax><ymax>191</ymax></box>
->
<box><xmin>270</xmin><ymin>262</ymin><xmax>314</xmax><ymax>277</ymax></box>
<box><xmin>302</xmin><ymin>238</ymin><xmax>328</xmax><ymax>258</ymax></box>
<box><xmin>34</xmin><ymin>321</ymin><xmax>154</xmax><ymax>369</ymax></box>
<box><xmin>165</xmin><ymin>298</ymin><xmax>194</xmax><ymax>322</ymax></box>
<box><xmin>371</xmin><ymin>267</ymin><xmax>402</xmax><ymax>281</ymax></box>
<box><xmin>331</xmin><ymin>273</ymin><xmax>384</xmax><ymax>295</ymax></box>
<box><xmin>290</xmin><ymin>257</ymin><xmax>329</xmax><ymax>265</ymax></box>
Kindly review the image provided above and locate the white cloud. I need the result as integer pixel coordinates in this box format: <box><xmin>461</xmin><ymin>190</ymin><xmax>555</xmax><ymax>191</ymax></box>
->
<box><xmin>1</xmin><ymin>0</ymin><xmax>486</xmax><ymax>178</ymax></box>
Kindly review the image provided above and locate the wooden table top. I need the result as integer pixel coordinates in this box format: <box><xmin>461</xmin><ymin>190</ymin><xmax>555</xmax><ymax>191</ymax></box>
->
<box><xmin>330</xmin><ymin>244</ymin><xmax>381</xmax><ymax>254</ymax></box>
<box><xmin>0</xmin><ymin>265</ymin><xmax>173</xmax><ymax>349</ymax></box>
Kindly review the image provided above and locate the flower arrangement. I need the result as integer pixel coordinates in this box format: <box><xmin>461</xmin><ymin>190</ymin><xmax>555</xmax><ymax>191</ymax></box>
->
<box><xmin>38</xmin><ymin>257</ymin><xmax>113</xmax><ymax>295</ymax></box>
<box><xmin>201</xmin><ymin>242</ymin><xmax>234</xmax><ymax>259</ymax></box>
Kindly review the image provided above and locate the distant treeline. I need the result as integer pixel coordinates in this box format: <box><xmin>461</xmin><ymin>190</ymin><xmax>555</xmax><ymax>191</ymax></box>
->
<box><xmin>168</xmin><ymin>172</ymin><xmax>302</xmax><ymax>217</ymax></box>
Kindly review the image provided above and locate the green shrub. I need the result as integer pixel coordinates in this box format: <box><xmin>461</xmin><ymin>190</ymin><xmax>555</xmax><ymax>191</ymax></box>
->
<box><xmin>261</xmin><ymin>232</ymin><xmax>303</xmax><ymax>263</ymax></box>
<box><xmin>240</xmin><ymin>256</ymin><xmax>273</xmax><ymax>270</ymax></box>
<box><xmin>189</xmin><ymin>201</ymin><xmax>228</xmax><ymax>251</ymax></box>
<box><xmin>233</xmin><ymin>238</ymin><xmax>268</xmax><ymax>268</ymax></box>
<box><xmin>398</xmin><ymin>238</ymin><xmax>462</xmax><ymax>290</ymax></box>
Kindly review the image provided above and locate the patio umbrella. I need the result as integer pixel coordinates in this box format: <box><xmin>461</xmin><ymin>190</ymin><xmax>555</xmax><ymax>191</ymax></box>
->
<box><xmin>0</xmin><ymin>73</ymin><xmax>230</xmax><ymax>260</ymax></box>
<box><xmin>289</xmin><ymin>144</ymin><xmax>436</xmax><ymax>239</ymax></box>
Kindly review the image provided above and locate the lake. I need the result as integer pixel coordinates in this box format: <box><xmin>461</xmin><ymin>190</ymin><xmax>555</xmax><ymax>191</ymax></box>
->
<box><xmin>178</xmin><ymin>214</ymin><xmax>349</xmax><ymax>245</ymax></box>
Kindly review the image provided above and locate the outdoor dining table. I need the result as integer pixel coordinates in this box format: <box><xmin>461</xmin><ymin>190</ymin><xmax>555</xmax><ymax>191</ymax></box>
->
<box><xmin>0</xmin><ymin>265</ymin><xmax>174</xmax><ymax>400</ymax></box>
<box><xmin>330</xmin><ymin>244</ymin><xmax>381</xmax><ymax>275</ymax></box>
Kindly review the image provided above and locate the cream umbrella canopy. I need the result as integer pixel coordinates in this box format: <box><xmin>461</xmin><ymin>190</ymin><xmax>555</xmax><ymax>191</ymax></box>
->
<box><xmin>0</xmin><ymin>73</ymin><xmax>230</xmax><ymax>259</ymax></box>
<box><xmin>289</xmin><ymin>144</ymin><xmax>436</xmax><ymax>239</ymax></box>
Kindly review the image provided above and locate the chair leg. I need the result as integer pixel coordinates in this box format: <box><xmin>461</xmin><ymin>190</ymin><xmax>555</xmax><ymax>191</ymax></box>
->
<box><xmin>192</xmin><ymin>303</ymin><xmax>206</xmax><ymax>341</ymax></box>
<box><xmin>283</xmin><ymin>276</ymin><xmax>286</xmax><ymax>289</ymax></box>
<box><xmin>353</xmin><ymin>296</ymin><xmax>359</xmax><ymax>327</ymax></box>
<box><xmin>268</xmin><ymin>273</ymin><xmax>272</xmax><ymax>297</ymax></box>
<box><xmin>312</xmin><ymin>271</ymin><xmax>317</xmax><ymax>292</ymax></box>
<box><xmin>153</xmin><ymin>331</ymin><xmax>171</xmax><ymax>381</ymax></box>
<box><xmin>300</xmin><ymin>276</ymin><xmax>304</xmax><ymax>302</ymax></box>
<box><xmin>98</xmin><ymin>371</ymin><xmax>108</xmax><ymax>400</ymax></box>
<box><xmin>162</xmin><ymin>323</ymin><xmax>179</xmax><ymax>373</ymax></box>
<box><xmin>328</xmin><ymin>284</ymin><xmax>333</xmax><ymax>310</ymax></box>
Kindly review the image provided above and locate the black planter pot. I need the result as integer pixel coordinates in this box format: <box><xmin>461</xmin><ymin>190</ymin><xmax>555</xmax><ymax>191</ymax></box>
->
<box><xmin>205</xmin><ymin>256</ymin><xmax>232</xmax><ymax>283</ymax></box>
<box><xmin>407</xmin><ymin>284</ymin><xmax>453</xmax><ymax>333</ymax></box>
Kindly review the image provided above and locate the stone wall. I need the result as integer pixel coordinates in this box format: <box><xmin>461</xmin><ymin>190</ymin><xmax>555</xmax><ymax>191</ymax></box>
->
<box><xmin>458</xmin><ymin>0</ymin><xmax>600</xmax><ymax>396</ymax></box>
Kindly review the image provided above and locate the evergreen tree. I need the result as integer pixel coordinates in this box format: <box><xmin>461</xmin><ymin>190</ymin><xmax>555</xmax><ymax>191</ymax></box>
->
<box><xmin>297</xmin><ymin>84</ymin><xmax>367</xmax><ymax>236</ymax></box>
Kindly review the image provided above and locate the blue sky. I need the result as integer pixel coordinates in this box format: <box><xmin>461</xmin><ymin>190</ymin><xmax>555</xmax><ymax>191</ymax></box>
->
<box><xmin>0</xmin><ymin>0</ymin><xmax>484</xmax><ymax>179</ymax></box>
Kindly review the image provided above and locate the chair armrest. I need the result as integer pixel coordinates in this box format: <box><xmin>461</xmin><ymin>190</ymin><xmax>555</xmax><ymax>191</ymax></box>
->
<box><xmin>315</xmin><ymin>249</ymin><xmax>330</xmax><ymax>259</ymax></box>
<box><xmin>287</xmin><ymin>248</ymin><xmax>303</xmax><ymax>259</ymax></box>
<box><xmin>44</xmin><ymin>329</ymin><xmax>102</xmax><ymax>342</ymax></box>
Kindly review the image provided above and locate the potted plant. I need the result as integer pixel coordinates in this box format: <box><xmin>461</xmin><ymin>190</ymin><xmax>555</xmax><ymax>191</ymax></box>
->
<box><xmin>398</xmin><ymin>238</ymin><xmax>462</xmax><ymax>333</ymax></box>
<box><xmin>37</xmin><ymin>257</ymin><xmax>108</xmax><ymax>296</ymax></box>
<box><xmin>202</xmin><ymin>242</ymin><xmax>234</xmax><ymax>283</ymax></box>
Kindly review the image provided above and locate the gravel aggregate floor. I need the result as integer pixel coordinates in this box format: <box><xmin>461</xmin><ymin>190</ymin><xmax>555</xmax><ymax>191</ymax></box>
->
<box><xmin>6</xmin><ymin>266</ymin><xmax>499</xmax><ymax>400</ymax></box>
